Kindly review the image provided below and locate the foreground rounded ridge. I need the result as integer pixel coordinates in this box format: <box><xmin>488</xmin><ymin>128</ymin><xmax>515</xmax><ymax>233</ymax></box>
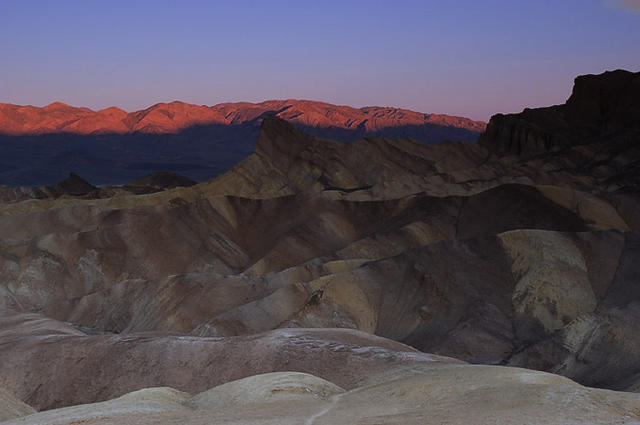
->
<box><xmin>5</xmin><ymin>365</ymin><xmax>640</xmax><ymax>425</ymax></box>
<box><xmin>189</xmin><ymin>372</ymin><xmax>345</xmax><ymax>409</ymax></box>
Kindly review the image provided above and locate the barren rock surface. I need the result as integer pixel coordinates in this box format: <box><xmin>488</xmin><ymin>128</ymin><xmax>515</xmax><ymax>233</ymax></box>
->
<box><xmin>5</xmin><ymin>368</ymin><xmax>640</xmax><ymax>425</ymax></box>
<box><xmin>0</xmin><ymin>100</ymin><xmax>485</xmax><ymax>136</ymax></box>
<box><xmin>1</xmin><ymin>70</ymin><xmax>640</xmax><ymax>423</ymax></box>
<box><xmin>0</xmin><ymin>113</ymin><xmax>637</xmax><ymax>394</ymax></box>
<box><xmin>0</xmin><ymin>388</ymin><xmax>35</xmax><ymax>422</ymax></box>
<box><xmin>0</xmin><ymin>308</ymin><xmax>456</xmax><ymax>410</ymax></box>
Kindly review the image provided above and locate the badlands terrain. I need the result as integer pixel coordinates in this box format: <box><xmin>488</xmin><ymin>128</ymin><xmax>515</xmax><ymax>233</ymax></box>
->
<box><xmin>1</xmin><ymin>69</ymin><xmax>640</xmax><ymax>423</ymax></box>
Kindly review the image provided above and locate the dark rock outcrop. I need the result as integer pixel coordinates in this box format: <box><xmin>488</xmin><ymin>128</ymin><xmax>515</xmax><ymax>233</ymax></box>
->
<box><xmin>479</xmin><ymin>70</ymin><xmax>640</xmax><ymax>156</ymax></box>
<box><xmin>122</xmin><ymin>171</ymin><xmax>197</xmax><ymax>194</ymax></box>
<box><xmin>46</xmin><ymin>172</ymin><xmax>97</xmax><ymax>197</ymax></box>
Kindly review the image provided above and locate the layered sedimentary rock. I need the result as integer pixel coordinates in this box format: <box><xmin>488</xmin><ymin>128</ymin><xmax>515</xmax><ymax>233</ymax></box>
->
<box><xmin>0</xmin><ymin>388</ymin><xmax>35</xmax><ymax>422</ymax></box>
<box><xmin>1</xmin><ymin>113</ymin><xmax>638</xmax><ymax>396</ymax></box>
<box><xmin>1</xmin><ymin>70</ymin><xmax>640</xmax><ymax>423</ymax></box>
<box><xmin>3</xmin><ymin>310</ymin><xmax>640</xmax><ymax>425</ymax></box>
<box><xmin>0</xmin><ymin>308</ymin><xmax>453</xmax><ymax>410</ymax></box>
<box><xmin>6</xmin><ymin>366</ymin><xmax>640</xmax><ymax>424</ymax></box>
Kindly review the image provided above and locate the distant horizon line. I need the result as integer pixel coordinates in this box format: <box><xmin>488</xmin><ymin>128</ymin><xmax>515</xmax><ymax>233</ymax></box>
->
<box><xmin>0</xmin><ymin>99</ymin><xmax>488</xmax><ymax>123</ymax></box>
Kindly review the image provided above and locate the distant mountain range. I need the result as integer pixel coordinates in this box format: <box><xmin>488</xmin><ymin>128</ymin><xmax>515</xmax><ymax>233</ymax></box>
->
<box><xmin>0</xmin><ymin>100</ymin><xmax>485</xmax><ymax>187</ymax></box>
<box><xmin>0</xmin><ymin>99</ymin><xmax>485</xmax><ymax>135</ymax></box>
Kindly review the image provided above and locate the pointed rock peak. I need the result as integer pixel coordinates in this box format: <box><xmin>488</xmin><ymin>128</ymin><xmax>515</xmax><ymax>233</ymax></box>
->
<box><xmin>254</xmin><ymin>115</ymin><xmax>345</xmax><ymax>172</ymax></box>
<box><xmin>257</xmin><ymin>115</ymin><xmax>316</xmax><ymax>153</ymax></box>
<box><xmin>62</xmin><ymin>172</ymin><xmax>95</xmax><ymax>186</ymax></box>
<box><xmin>126</xmin><ymin>171</ymin><xmax>197</xmax><ymax>190</ymax></box>
<box><xmin>260</xmin><ymin>113</ymin><xmax>297</xmax><ymax>132</ymax></box>
<box><xmin>48</xmin><ymin>173</ymin><xmax>96</xmax><ymax>196</ymax></box>
<box><xmin>97</xmin><ymin>106</ymin><xmax>127</xmax><ymax>115</ymax></box>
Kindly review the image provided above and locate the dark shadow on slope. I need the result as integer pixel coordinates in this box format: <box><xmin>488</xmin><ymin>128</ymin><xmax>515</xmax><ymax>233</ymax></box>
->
<box><xmin>295</xmin><ymin>123</ymin><xmax>481</xmax><ymax>144</ymax></box>
<box><xmin>0</xmin><ymin>116</ymin><xmax>481</xmax><ymax>187</ymax></box>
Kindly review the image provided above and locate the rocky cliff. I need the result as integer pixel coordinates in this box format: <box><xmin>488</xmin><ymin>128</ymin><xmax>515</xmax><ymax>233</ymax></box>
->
<box><xmin>479</xmin><ymin>69</ymin><xmax>640</xmax><ymax>156</ymax></box>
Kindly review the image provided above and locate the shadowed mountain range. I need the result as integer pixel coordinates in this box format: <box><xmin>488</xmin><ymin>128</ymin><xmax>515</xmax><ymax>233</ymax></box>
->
<box><xmin>2</xmin><ymin>70</ymin><xmax>640</xmax><ymax>424</ymax></box>
<box><xmin>0</xmin><ymin>100</ymin><xmax>484</xmax><ymax>187</ymax></box>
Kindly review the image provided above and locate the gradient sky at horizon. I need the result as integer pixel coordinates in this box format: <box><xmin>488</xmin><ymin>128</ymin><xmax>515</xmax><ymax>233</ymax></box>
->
<box><xmin>1</xmin><ymin>0</ymin><xmax>639</xmax><ymax>121</ymax></box>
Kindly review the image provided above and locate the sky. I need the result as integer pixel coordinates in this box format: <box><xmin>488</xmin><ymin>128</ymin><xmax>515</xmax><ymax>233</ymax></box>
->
<box><xmin>0</xmin><ymin>0</ymin><xmax>639</xmax><ymax>121</ymax></box>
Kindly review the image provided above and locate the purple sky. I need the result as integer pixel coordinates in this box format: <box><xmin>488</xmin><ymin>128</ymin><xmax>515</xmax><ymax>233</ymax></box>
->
<box><xmin>1</xmin><ymin>0</ymin><xmax>639</xmax><ymax>121</ymax></box>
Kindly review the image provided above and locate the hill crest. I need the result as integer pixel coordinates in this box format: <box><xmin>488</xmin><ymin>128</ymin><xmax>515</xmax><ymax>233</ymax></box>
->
<box><xmin>0</xmin><ymin>99</ymin><xmax>485</xmax><ymax>136</ymax></box>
